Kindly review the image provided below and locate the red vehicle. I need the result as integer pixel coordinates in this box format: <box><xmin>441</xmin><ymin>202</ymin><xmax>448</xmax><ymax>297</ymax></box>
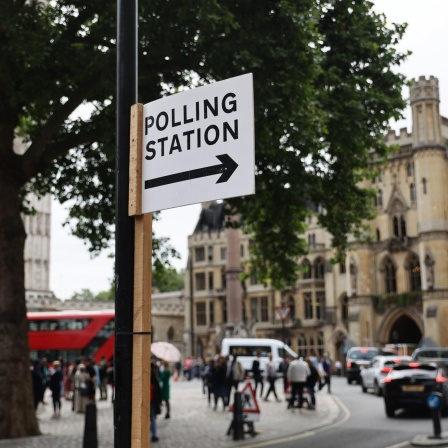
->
<box><xmin>27</xmin><ymin>309</ymin><xmax>115</xmax><ymax>363</ymax></box>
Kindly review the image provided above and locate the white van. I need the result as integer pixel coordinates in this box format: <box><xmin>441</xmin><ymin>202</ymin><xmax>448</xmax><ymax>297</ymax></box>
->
<box><xmin>220</xmin><ymin>338</ymin><xmax>298</xmax><ymax>374</ymax></box>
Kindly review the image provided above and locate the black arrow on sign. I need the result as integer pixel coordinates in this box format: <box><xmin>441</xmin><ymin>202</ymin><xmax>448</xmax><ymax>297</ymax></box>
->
<box><xmin>145</xmin><ymin>154</ymin><xmax>239</xmax><ymax>189</ymax></box>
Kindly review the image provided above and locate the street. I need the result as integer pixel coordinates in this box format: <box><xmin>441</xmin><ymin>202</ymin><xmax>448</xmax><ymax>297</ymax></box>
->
<box><xmin>256</xmin><ymin>376</ymin><xmax>444</xmax><ymax>448</ymax></box>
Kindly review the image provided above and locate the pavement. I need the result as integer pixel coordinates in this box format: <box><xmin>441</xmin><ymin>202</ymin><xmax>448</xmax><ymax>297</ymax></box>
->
<box><xmin>3</xmin><ymin>377</ymin><xmax>447</xmax><ymax>448</ymax></box>
<box><xmin>412</xmin><ymin>433</ymin><xmax>448</xmax><ymax>447</ymax></box>
<box><xmin>0</xmin><ymin>379</ymin><xmax>343</xmax><ymax>448</ymax></box>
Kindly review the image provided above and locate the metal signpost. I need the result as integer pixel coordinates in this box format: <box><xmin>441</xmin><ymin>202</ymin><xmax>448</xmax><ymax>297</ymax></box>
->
<box><xmin>275</xmin><ymin>305</ymin><xmax>291</xmax><ymax>344</ymax></box>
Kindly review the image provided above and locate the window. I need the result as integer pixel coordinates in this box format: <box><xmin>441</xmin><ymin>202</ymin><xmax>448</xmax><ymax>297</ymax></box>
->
<box><xmin>196</xmin><ymin>302</ymin><xmax>206</xmax><ymax>326</ymax></box>
<box><xmin>339</xmin><ymin>260</ymin><xmax>346</xmax><ymax>274</ymax></box>
<box><xmin>393</xmin><ymin>216</ymin><xmax>399</xmax><ymax>237</ymax></box>
<box><xmin>260</xmin><ymin>297</ymin><xmax>268</xmax><ymax>322</ymax></box>
<box><xmin>250</xmin><ymin>298</ymin><xmax>258</xmax><ymax>322</ymax></box>
<box><xmin>221</xmin><ymin>269</ymin><xmax>227</xmax><ymax>289</ymax></box>
<box><xmin>350</xmin><ymin>262</ymin><xmax>357</xmax><ymax>295</ymax></box>
<box><xmin>400</xmin><ymin>216</ymin><xmax>407</xmax><ymax>238</ymax></box>
<box><xmin>251</xmin><ymin>297</ymin><xmax>269</xmax><ymax>322</ymax></box>
<box><xmin>316</xmin><ymin>292</ymin><xmax>325</xmax><ymax>320</ymax></box>
<box><xmin>314</xmin><ymin>258</ymin><xmax>325</xmax><ymax>279</ymax></box>
<box><xmin>378</xmin><ymin>190</ymin><xmax>383</xmax><ymax>207</ymax></box>
<box><xmin>208</xmin><ymin>246</ymin><xmax>213</xmax><ymax>261</ymax></box>
<box><xmin>407</xmin><ymin>162</ymin><xmax>414</xmax><ymax>177</ymax></box>
<box><xmin>240</xmin><ymin>244</ymin><xmax>245</xmax><ymax>258</ymax></box>
<box><xmin>195</xmin><ymin>272</ymin><xmax>206</xmax><ymax>291</ymax></box>
<box><xmin>384</xmin><ymin>258</ymin><xmax>397</xmax><ymax>293</ymax></box>
<box><xmin>392</xmin><ymin>215</ymin><xmax>407</xmax><ymax>238</ymax></box>
<box><xmin>208</xmin><ymin>272</ymin><xmax>214</xmax><ymax>290</ymax></box>
<box><xmin>223</xmin><ymin>301</ymin><xmax>227</xmax><ymax>323</ymax></box>
<box><xmin>304</xmin><ymin>293</ymin><xmax>313</xmax><ymax>319</ymax></box>
<box><xmin>209</xmin><ymin>302</ymin><xmax>215</xmax><ymax>325</ymax></box>
<box><xmin>28</xmin><ymin>319</ymin><xmax>91</xmax><ymax>331</ymax></box>
<box><xmin>341</xmin><ymin>295</ymin><xmax>349</xmax><ymax>329</ymax></box>
<box><xmin>376</xmin><ymin>228</ymin><xmax>381</xmax><ymax>242</ymax></box>
<box><xmin>167</xmin><ymin>326</ymin><xmax>174</xmax><ymax>341</ymax></box>
<box><xmin>410</xmin><ymin>184</ymin><xmax>416</xmax><ymax>202</ymax></box>
<box><xmin>379</xmin><ymin>170</ymin><xmax>384</xmax><ymax>182</ymax></box>
<box><xmin>195</xmin><ymin>247</ymin><xmax>205</xmax><ymax>262</ymax></box>
<box><xmin>308</xmin><ymin>234</ymin><xmax>316</xmax><ymax>248</ymax></box>
<box><xmin>317</xmin><ymin>332</ymin><xmax>324</xmax><ymax>356</ymax></box>
<box><xmin>220</xmin><ymin>247</ymin><xmax>227</xmax><ymax>260</ymax></box>
<box><xmin>422</xmin><ymin>177</ymin><xmax>427</xmax><ymax>194</ymax></box>
<box><xmin>408</xmin><ymin>255</ymin><xmax>421</xmax><ymax>292</ymax></box>
<box><xmin>250</xmin><ymin>274</ymin><xmax>258</xmax><ymax>285</ymax></box>
<box><xmin>297</xmin><ymin>333</ymin><xmax>306</xmax><ymax>355</ymax></box>
<box><xmin>288</xmin><ymin>296</ymin><xmax>296</xmax><ymax>319</ymax></box>
<box><xmin>302</xmin><ymin>259</ymin><xmax>312</xmax><ymax>280</ymax></box>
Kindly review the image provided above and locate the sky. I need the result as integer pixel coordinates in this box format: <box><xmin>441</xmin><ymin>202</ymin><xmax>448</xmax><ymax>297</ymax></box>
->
<box><xmin>49</xmin><ymin>0</ymin><xmax>448</xmax><ymax>300</ymax></box>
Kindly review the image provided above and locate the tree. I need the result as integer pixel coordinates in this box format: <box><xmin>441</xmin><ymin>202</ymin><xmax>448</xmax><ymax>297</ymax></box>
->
<box><xmin>70</xmin><ymin>288</ymin><xmax>95</xmax><ymax>301</ymax></box>
<box><xmin>152</xmin><ymin>262</ymin><xmax>185</xmax><ymax>293</ymax></box>
<box><xmin>0</xmin><ymin>0</ymin><xmax>407</xmax><ymax>438</ymax></box>
<box><xmin>95</xmin><ymin>288</ymin><xmax>115</xmax><ymax>302</ymax></box>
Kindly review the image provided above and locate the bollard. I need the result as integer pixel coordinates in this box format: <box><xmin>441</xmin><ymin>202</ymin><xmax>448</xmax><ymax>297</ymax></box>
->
<box><xmin>427</xmin><ymin>392</ymin><xmax>443</xmax><ymax>439</ymax></box>
<box><xmin>83</xmin><ymin>402</ymin><xmax>98</xmax><ymax>448</ymax></box>
<box><xmin>233</xmin><ymin>392</ymin><xmax>245</xmax><ymax>441</ymax></box>
<box><xmin>431</xmin><ymin>408</ymin><xmax>442</xmax><ymax>439</ymax></box>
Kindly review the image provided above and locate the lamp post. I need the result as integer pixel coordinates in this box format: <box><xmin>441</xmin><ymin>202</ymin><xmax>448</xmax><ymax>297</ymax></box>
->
<box><xmin>275</xmin><ymin>304</ymin><xmax>291</xmax><ymax>344</ymax></box>
<box><xmin>188</xmin><ymin>249</ymin><xmax>195</xmax><ymax>357</ymax></box>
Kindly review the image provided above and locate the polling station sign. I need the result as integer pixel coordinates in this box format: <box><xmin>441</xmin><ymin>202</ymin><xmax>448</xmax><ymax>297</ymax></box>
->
<box><xmin>141</xmin><ymin>73</ymin><xmax>255</xmax><ymax>213</ymax></box>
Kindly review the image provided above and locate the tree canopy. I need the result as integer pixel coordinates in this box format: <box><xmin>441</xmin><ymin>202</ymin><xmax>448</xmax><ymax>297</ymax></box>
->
<box><xmin>0</xmin><ymin>0</ymin><xmax>407</xmax><ymax>438</ymax></box>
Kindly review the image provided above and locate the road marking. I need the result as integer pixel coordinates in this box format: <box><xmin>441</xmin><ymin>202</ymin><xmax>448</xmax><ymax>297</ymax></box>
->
<box><xmin>242</xmin><ymin>395</ymin><xmax>351</xmax><ymax>448</ymax></box>
<box><xmin>384</xmin><ymin>442</ymin><xmax>410</xmax><ymax>448</ymax></box>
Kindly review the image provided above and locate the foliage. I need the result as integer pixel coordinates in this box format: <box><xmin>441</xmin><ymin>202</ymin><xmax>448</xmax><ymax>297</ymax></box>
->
<box><xmin>94</xmin><ymin>289</ymin><xmax>115</xmax><ymax>302</ymax></box>
<box><xmin>70</xmin><ymin>287</ymin><xmax>115</xmax><ymax>302</ymax></box>
<box><xmin>152</xmin><ymin>262</ymin><xmax>185</xmax><ymax>293</ymax></box>
<box><xmin>70</xmin><ymin>288</ymin><xmax>95</xmax><ymax>301</ymax></box>
<box><xmin>11</xmin><ymin>0</ymin><xmax>407</xmax><ymax>285</ymax></box>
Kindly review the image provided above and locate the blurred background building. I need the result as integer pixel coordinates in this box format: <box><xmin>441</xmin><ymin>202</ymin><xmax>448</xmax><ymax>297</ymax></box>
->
<box><xmin>184</xmin><ymin>76</ymin><xmax>448</xmax><ymax>364</ymax></box>
<box><xmin>23</xmin><ymin>76</ymin><xmax>447</xmax><ymax>364</ymax></box>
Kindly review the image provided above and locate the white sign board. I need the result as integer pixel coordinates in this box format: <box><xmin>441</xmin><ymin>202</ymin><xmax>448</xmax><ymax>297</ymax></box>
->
<box><xmin>141</xmin><ymin>73</ymin><xmax>255</xmax><ymax>213</ymax></box>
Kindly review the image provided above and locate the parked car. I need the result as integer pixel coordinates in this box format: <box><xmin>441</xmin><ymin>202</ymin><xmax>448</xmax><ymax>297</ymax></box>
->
<box><xmin>360</xmin><ymin>355</ymin><xmax>411</xmax><ymax>396</ymax></box>
<box><xmin>346</xmin><ymin>347</ymin><xmax>397</xmax><ymax>384</ymax></box>
<box><xmin>383</xmin><ymin>361</ymin><xmax>448</xmax><ymax>418</ymax></box>
<box><xmin>411</xmin><ymin>348</ymin><xmax>448</xmax><ymax>370</ymax></box>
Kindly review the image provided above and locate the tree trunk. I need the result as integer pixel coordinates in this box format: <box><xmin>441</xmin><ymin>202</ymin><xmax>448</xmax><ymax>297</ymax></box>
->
<box><xmin>0</xmin><ymin>177</ymin><xmax>40</xmax><ymax>438</ymax></box>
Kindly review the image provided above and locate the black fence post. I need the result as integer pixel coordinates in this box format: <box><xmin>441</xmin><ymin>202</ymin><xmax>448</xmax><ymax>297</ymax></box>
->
<box><xmin>233</xmin><ymin>392</ymin><xmax>245</xmax><ymax>441</ymax></box>
<box><xmin>431</xmin><ymin>408</ymin><xmax>442</xmax><ymax>439</ymax></box>
<box><xmin>83</xmin><ymin>402</ymin><xmax>98</xmax><ymax>448</ymax></box>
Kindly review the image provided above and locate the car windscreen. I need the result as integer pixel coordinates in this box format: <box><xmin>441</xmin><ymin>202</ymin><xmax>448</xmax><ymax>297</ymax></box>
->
<box><xmin>349</xmin><ymin>350</ymin><xmax>378</xmax><ymax>360</ymax></box>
